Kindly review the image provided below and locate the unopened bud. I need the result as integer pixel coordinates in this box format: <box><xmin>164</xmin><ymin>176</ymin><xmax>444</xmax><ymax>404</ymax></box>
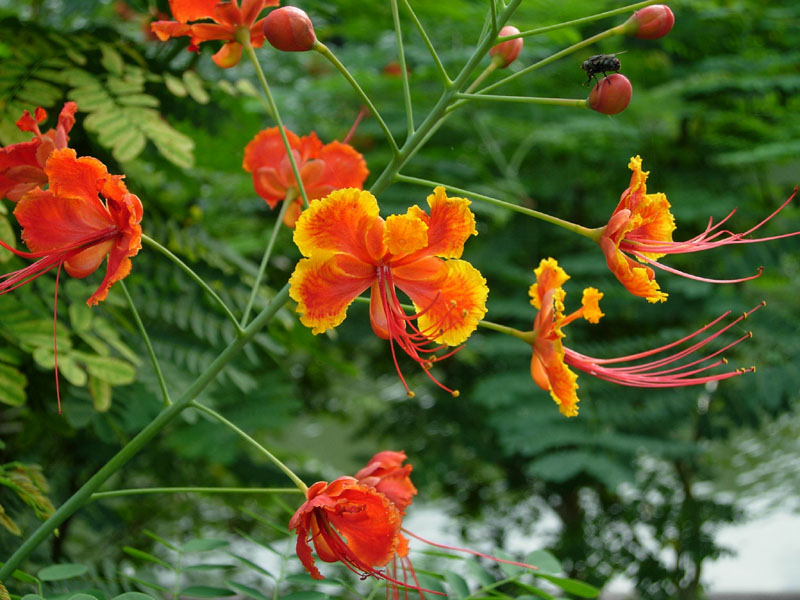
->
<box><xmin>587</xmin><ymin>73</ymin><xmax>632</xmax><ymax>115</ymax></box>
<box><xmin>490</xmin><ymin>26</ymin><xmax>523</xmax><ymax>68</ymax></box>
<box><xmin>264</xmin><ymin>6</ymin><xmax>317</xmax><ymax>52</ymax></box>
<box><xmin>625</xmin><ymin>5</ymin><xmax>675</xmax><ymax>39</ymax></box>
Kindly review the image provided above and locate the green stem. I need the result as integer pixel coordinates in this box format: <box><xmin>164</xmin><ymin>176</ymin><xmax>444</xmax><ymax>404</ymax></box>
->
<box><xmin>369</xmin><ymin>0</ymin><xmax>523</xmax><ymax>196</ymax></box>
<box><xmin>391</xmin><ymin>0</ymin><xmax>414</xmax><ymax>136</ymax></box>
<box><xmin>313</xmin><ymin>41</ymin><xmax>400</xmax><ymax>155</ymax></box>
<box><xmin>395</xmin><ymin>174</ymin><xmax>601</xmax><ymax>240</ymax></box>
<box><xmin>191</xmin><ymin>401</ymin><xmax>308</xmax><ymax>495</ymax></box>
<box><xmin>464</xmin><ymin>60</ymin><xmax>499</xmax><ymax>94</ymax></box>
<box><xmin>455</xmin><ymin>92</ymin><xmax>589</xmax><ymax>109</ymax></box>
<box><xmin>241</xmin><ymin>190</ymin><xmax>294</xmax><ymax>326</ymax></box>
<box><xmin>119</xmin><ymin>280</ymin><xmax>171</xmax><ymax>406</ymax></box>
<box><xmin>478</xmin><ymin>319</ymin><xmax>531</xmax><ymax>342</ymax></box>
<box><xmin>91</xmin><ymin>487</ymin><xmax>301</xmax><ymax>500</ymax></box>
<box><xmin>142</xmin><ymin>234</ymin><xmax>244</xmax><ymax>334</ymax></box>
<box><xmin>240</xmin><ymin>35</ymin><xmax>309</xmax><ymax>208</ymax></box>
<box><xmin>477</xmin><ymin>24</ymin><xmax>627</xmax><ymax>96</ymax></box>
<box><xmin>0</xmin><ymin>284</ymin><xmax>291</xmax><ymax>580</ymax></box>
<box><xmin>401</xmin><ymin>0</ymin><xmax>451</xmax><ymax>85</ymax></box>
<box><xmin>509</xmin><ymin>0</ymin><xmax>660</xmax><ymax>40</ymax></box>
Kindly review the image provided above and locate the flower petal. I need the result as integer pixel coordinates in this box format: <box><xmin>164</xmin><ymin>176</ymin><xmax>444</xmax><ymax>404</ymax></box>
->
<box><xmin>412</xmin><ymin>186</ymin><xmax>477</xmax><ymax>259</ymax></box>
<box><xmin>601</xmin><ymin>237</ymin><xmax>667</xmax><ymax>303</ymax></box>
<box><xmin>313</xmin><ymin>140</ymin><xmax>368</xmax><ymax>193</ymax></box>
<box><xmin>150</xmin><ymin>19</ymin><xmax>193</xmax><ymax>41</ymax></box>
<box><xmin>529</xmin><ymin>258</ymin><xmax>569</xmax><ymax>311</ymax></box>
<box><xmin>289</xmin><ymin>252</ymin><xmax>376</xmax><ymax>334</ymax></box>
<box><xmin>532</xmin><ymin>342</ymin><xmax>580</xmax><ymax>417</ymax></box>
<box><xmin>580</xmin><ymin>287</ymin><xmax>604</xmax><ymax>323</ymax></box>
<box><xmin>293</xmin><ymin>188</ymin><xmax>385</xmax><ymax>264</ymax></box>
<box><xmin>243</xmin><ymin>126</ymin><xmax>300</xmax><ymax>203</ymax></box>
<box><xmin>384</xmin><ymin>213</ymin><xmax>428</xmax><ymax>256</ymax></box>
<box><xmin>394</xmin><ymin>258</ymin><xmax>488</xmax><ymax>346</ymax></box>
<box><xmin>212</xmin><ymin>41</ymin><xmax>243</xmax><ymax>68</ymax></box>
<box><xmin>168</xmin><ymin>0</ymin><xmax>218</xmax><ymax>23</ymax></box>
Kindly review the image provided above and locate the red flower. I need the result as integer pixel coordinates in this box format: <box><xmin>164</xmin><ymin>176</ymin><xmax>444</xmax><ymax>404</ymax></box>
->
<box><xmin>0</xmin><ymin>102</ymin><xmax>77</xmax><ymax>202</ymax></box>
<box><xmin>242</xmin><ymin>126</ymin><xmax>368</xmax><ymax>227</ymax></box>
<box><xmin>0</xmin><ymin>148</ymin><xmax>143</xmax><ymax>306</ymax></box>
<box><xmin>354</xmin><ymin>450</ymin><xmax>417</xmax><ymax>515</ymax></box>
<box><xmin>150</xmin><ymin>0</ymin><xmax>278</xmax><ymax>68</ymax></box>
<box><xmin>601</xmin><ymin>156</ymin><xmax>799</xmax><ymax>302</ymax></box>
<box><xmin>289</xmin><ymin>476</ymin><xmax>402</xmax><ymax>582</ymax></box>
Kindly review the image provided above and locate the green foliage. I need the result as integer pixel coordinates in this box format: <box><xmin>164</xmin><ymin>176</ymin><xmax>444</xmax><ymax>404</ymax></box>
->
<box><xmin>0</xmin><ymin>463</ymin><xmax>54</xmax><ymax>536</ymax></box>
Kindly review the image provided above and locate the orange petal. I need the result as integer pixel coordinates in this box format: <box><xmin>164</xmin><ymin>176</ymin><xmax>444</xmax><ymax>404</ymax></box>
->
<box><xmin>242</xmin><ymin>0</ymin><xmax>278</xmax><ymax>26</ymax></box>
<box><xmin>384</xmin><ymin>213</ymin><xmax>428</xmax><ymax>256</ymax></box>
<box><xmin>601</xmin><ymin>237</ymin><xmax>667</xmax><ymax>303</ymax></box>
<box><xmin>64</xmin><ymin>240</ymin><xmax>114</xmax><ymax>279</ymax></box>
<box><xmin>412</xmin><ymin>187</ymin><xmax>477</xmax><ymax>259</ymax></box>
<box><xmin>289</xmin><ymin>252</ymin><xmax>376</xmax><ymax>334</ymax></box>
<box><xmin>529</xmin><ymin>258</ymin><xmax>569</xmax><ymax>311</ymax></box>
<box><xmin>45</xmin><ymin>149</ymin><xmax>110</xmax><ymax>204</ymax></box>
<box><xmin>190</xmin><ymin>22</ymin><xmax>235</xmax><ymax>42</ymax></box>
<box><xmin>212</xmin><ymin>41</ymin><xmax>243</xmax><ymax>68</ymax></box>
<box><xmin>150</xmin><ymin>19</ymin><xmax>193</xmax><ymax>41</ymax></box>
<box><xmin>168</xmin><ymin>0</ymin><xmax>218</xmax><ymax>23</ymax></box>
<box><xmin>627</xmin><ymin>192</ymin><xmax>675</xmax><ymax>260</ymax></box>
<box><xmin>394</xmin><ymin>258</ymin><xmax>488</xmax><ymax>346</ymax></box>
<box><xmin>315</xmin><ymin>141</ymin><xmax>368</xmax><ymax>191</ymax></box>
<box><xmin>243</xmin><ymin>127</ymin><xmax>299</xmax><ymax>174</ymax></box>
<box><xmin>293</xmin><ymin>188</ymin><xmax>385</xmax><ymax>264</ymax></box>
<box><xmin>580</xmin><ymin>287</ymin><xmax>604</xmax><ymax>324</ymax></box>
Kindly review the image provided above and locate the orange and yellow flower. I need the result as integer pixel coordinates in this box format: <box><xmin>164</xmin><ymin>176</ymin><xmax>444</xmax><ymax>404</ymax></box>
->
<box><xmin>242</xmin><ymin>126</ymin><xmax>368</xmax><ymax>227</ymax></box>
<box><xmin>0</xmin><ymin>148</ymin><xmax>143</xmax><ymax>306</ymax></box>
<box><xmin>529</xmin><ymin>258</ymin><xmax>604</xmax><ymax>417</ymax></box>
<box><xmin>0</xmin><ymin>102</ymin><xmax>77</xmax><ymax>202</ymax></box>
<box><xmin>601</xmin><ymin>156</ymin><xmax>798</xmax><ymax>302</ymax></box>
<box><xmin>528</xmin><ymin>258</ymin><xmax>764</xmax><ymax>416</ymax></box>
<box><xmin>289</xmin><ymin>187</ymin><xmax>488</xmax><ymax>395</ymax></box>
<box><xmin>150</xmin><ymin>0</ymin><xmax>278</xmax><ymax>68</ymax></box>
<box><xmin>354</xmin><ymin>450</ymin><xmax>417</xmax><ymax>516</ymax></box>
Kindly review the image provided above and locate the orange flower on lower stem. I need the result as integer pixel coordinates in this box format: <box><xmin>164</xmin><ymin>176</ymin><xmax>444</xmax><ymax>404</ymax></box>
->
<box><xmin>150</xmin><ymin>0</ymin><xmax>278</xmax><ymax>68</ymax></box>
<box><xmin>242</xmin><ymin>126</ymin><xmax>368</xmax><ymax>227</ymax></box>
<box><xmin>354</xmin><ymin>450</ymin><xmax>417</xmax><ymax>515</ymax></box>
<box><xmin>0</xmin><ymin>148</ymin><xmax>143</xmax><ymax>306</ymax></box>
<box><xmin>0</xmin><ymin>102</ymin><xmax>77</xmax><ymax>202</ymax></box>
<box><xmin>289</xmin><ymin>187</ymin><xmax>489</xmax><ymax>396</ymax></box>
<box><xmin>529</xmin><ymin>257</ymin><xmax>763</xmax><ymax>417</ymax></box>
<box><xmin>600</xmin><ymin>155</ymin><xmax>799</xmax><ymax>303</ymax></box>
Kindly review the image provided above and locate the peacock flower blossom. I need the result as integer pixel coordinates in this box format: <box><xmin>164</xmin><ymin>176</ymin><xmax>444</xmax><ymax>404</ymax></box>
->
<box><xmin>242</xmin><ymin>126</ymin><xmax>368</xmax><ymax>227</ymax></box>
<box><xmin>0</xmin><ymin>148</ymin><xmax>143</xmax><ymax>306</ymax></box>
<box><xmin>528</xmin><ymin>258</ymin><xmax>764</xmax><ymax>417</ymax></box>
<box><xmin>600</xmin><ymin>155</ymin><xmax>799</xmax><ymax>303</ymax></box>
<box><xmin>150</xmin><ymin>0</ymin><xmax>278</xmax><ymax>68</ymax></box>
<box><xmin>0</xmin><ymin>102</ymin><xmax>78</xmax><ymax>202</ymax></box>
<box><xmin>354</xmin><ymin>450</ymin><xmax>417</xmax><ymax>515</ymax></box>
<box><xmin>291</xmin><ymin>451</ymin><xmax>538</xmax><ymax>596</ymax></box>
<box><xmin>529</xmin><ymin>258</ymin><xmax>604</xmax><ymax>417</ymax></box>
<box><xmin>289</xmin><ymin>187</ymin><xmax>489</xmax><ymax>396</ymax></box>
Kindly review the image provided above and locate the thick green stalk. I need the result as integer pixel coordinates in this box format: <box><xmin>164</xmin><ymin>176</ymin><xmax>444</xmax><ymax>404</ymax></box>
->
<box><xmin>240</xmin><ymin>35</ymin><xmax>309</xmax><ymax>208</ymax></box>
<box><xmin>369</xmin><ymin>0</ymin><xmax>523</xmax><ymax>196</ymax></box>
<box><xmin>119</xmin><ymin>280</ymin><xmax>171</xmax><ymax>406</ymax></box>
<box><xmin>0</xmin><ymin>284</ymin><xmax>291</xmax><ymax>580</ymax></box>
<box><xmin>142</xmin><ymin>234</ymin><xmax>244</xmax><ymax>334</ymax></box>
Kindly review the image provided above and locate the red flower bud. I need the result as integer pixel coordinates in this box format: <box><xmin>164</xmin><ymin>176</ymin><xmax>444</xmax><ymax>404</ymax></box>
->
<box><xmin>587</xmin><ymin>73</ymin><xmax>632</xmax><ymax>115</ymax></box>
<box><xmin>625</xmin><ymin>5</ymin><xmax>675</xmax><ymax>39</ymax></box>
<box><xmin>490</xmin><ymin>26</ymin><xmax>523</xmax><ymax>68</ymax></box>
<box><xmin>264</xmin><ymin>6</ymin><xmax>317</xmax><ymax>52</ymax></box>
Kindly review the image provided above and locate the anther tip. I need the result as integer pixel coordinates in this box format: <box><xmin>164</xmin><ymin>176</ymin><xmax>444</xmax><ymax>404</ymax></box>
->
<box><xmin>747</xmin><ymin>331</ymin><xmax>753</xmax><ymax>338</ymax></box>
<box><xmin>407</xmin><ymin>390</ymin><xmax>416</xmax><ymax>398</ymax></box>
<box><xmin>451</xmin><ymin>390</ymin><xmax>460</xmax><ymax>398</ymax></box>
<box><xmin>722</xmin><ymin>357</ymin><xmax>728</xmax><ymax>365</ymax></box>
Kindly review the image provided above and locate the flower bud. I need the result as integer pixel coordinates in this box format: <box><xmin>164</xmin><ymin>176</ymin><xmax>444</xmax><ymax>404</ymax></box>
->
<box><xmin>625</xmin><ymin>5</ymin><xmax>675</xmax><ymax>39</ymax></box>
<box><xmin>587</xmin><ymin>73</ymin><xmax>632</xmax><ymax>115</ymax></box>
<box><xmin>264</xmin><ymin>6</ymin><xmax>317</xmax><ymax>52</ymax></box>
<box><xmin>490</xmin><ymin>25</ymin><xmax>523</xmax><ymax>68</ymax></box>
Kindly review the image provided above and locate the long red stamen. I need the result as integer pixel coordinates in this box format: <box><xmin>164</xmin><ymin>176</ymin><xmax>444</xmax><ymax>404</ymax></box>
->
<box><xmin>564</xmin><ymin>303</ymin><xmax>764</xmax><ymax>387</ymax></box>
<box><xmin>343</xmin><ymin>106</ymin><xmax>369</xmax><ymax>145</ymax></box>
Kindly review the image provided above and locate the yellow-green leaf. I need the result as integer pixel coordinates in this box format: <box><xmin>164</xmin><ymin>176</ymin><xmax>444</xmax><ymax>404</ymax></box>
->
<box><xmin>88</xmin><ymin>375</ymin><xmax>112</xmax><ymax>412</ymax></box>
<box><xmin>0</xmin><ymin>363</ymin><xmax>27</xmax><ymax>407</ymax></box>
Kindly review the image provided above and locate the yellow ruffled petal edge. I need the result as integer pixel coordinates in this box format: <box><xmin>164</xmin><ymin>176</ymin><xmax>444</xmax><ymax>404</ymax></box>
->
<box><xmin>581</xmin><ymin>287</ymin><xmax>604</xmax><ymax>324</ymax></box>
<box><xmin>422</xmin><ymin>187</ymin><xmax>478</xmax><ymax>259</ymax></box>
<box><xmin>530</xmin><ymin>257</ymin><xmax>569</xmax><ymax>310</ymax></box>
<box><xmin>413</xmin><ymin>259</ymin><xmax>489</xmax><ymax>347</ymax></box>
<box><xmin>631</xmin><ymin>191</ymin><xmax>676</xmax><ymax>261</ymax></box>
<box><xmin>288</xmin><ymin>251</ymin><xmax>375</xmax><ymax>334</ymax></box>
<box><xmin>531</xmin><ymin>341</ymin><xmax>580</xmax><ymax>418</ymax></box>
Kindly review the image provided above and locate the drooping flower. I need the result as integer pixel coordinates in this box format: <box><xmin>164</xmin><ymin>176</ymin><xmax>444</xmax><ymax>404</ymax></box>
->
<box><xmin>242</xmin><ymin>126</ymin><xmax>368</xmax><ymax>227</ymax></box>
<box><xmin>289</xmin><ymin>476</ymin><xmax>402</xmax><ymax>582</ymax></box>
<box><xmin>150</xmin><ymin>0</ymin><xmax>278</xmax><ymax>68</ymax></box>
<box><xmin>0</xmin><ymin>102</ymin><xmax>77</xmax><ymax>202</ymax></box>
<box><xmin>528</xmin><ymin>257</ymin><xmax>763</xmax><ymax>417</ymax></box>
<box><xmin>0</xmin><ymin>148</ymin><xmax>143</xmax><ymax>306</ymax></box>
<box><xmin>289</xmin><ymin>187</ymin><xmax>489</xmax><ymax>396</ymax></box>
<box><xmin>529</xmin><ymin>258</ymin><xmax>604</xmax><ymax>417</ymax></box>
<box><xmin>600</xmin><ymin>156</ymin><xmax>799</xmax><ymax>303</ymax></box>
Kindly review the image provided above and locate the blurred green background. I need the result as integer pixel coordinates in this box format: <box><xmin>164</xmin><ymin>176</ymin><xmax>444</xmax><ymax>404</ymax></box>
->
<box><xmin>1</xmin><ymin>1</ymin><xmax>798</xmax><ymax>599</ymax></box>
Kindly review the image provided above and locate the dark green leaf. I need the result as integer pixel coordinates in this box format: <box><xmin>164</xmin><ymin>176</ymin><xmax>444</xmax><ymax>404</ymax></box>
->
<box><xmin>37</xmin><ymin>563</ymin><xmax>88</xmax><ymax>581</ymax></box>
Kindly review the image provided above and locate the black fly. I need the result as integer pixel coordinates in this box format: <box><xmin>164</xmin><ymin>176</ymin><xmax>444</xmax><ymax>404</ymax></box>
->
<box><xmin>581</xmin><ymin>53</ymin><xmax>625</xmax><ymax>85</ymax></box>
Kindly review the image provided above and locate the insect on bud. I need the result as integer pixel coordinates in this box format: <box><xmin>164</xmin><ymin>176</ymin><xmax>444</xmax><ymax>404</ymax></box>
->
<box><xmin>490</xmin><ymin>26</ymin><xmax>523</xmax><ymax>68</ymax></box>
<box><xmin>624</xmin><ymin>5</ymin><xmax>675</xmax><ymax>39</ymax></box>
<box><xmin>263</xmin><ymin>6</ymin><xmax>317</xmax><ymax>52</ymax></box>
<box><xmin>587</xmin><ymin>73</ymin><xmax>632</xmax><ymax>115</ymax></box>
